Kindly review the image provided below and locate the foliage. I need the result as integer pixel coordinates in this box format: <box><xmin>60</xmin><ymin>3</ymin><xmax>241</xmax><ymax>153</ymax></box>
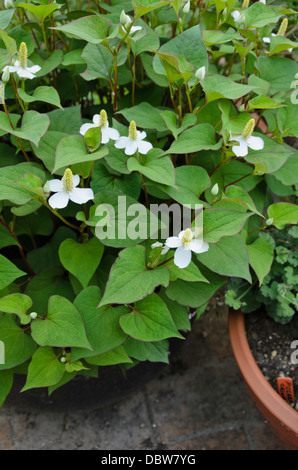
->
<box><xmin>225</xmin><ymin>225</ymin><xmax>298</xmax><ymax>323</ymax></box>
<box><xmin>0</xmin><ymin>0</ymin><xmax>297</xmax><ymax>406</ymax></box>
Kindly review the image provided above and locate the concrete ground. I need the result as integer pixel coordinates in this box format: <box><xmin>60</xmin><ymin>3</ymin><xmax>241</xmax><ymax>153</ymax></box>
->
<box><xmin>0</xmin><ymin>302</ymin><xmax>284</xmax><ymax>450</ymax></box>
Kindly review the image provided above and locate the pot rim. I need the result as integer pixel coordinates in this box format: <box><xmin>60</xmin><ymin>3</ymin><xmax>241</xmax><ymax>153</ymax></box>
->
<box><xmin>228</xmin><ymin>308</ymin><xmax>298</xmax><ymax>434</ymax></box>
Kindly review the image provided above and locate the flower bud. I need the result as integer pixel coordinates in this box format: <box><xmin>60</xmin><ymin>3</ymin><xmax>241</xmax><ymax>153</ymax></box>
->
<box><xmin>195</xmin><ymin>66</ymin><xmax>206</xmax><ymax>81</ymax></box>
<box><xmin>242</xmin><ymin>0</ymin><xmax>249</xmax><ymax>8</ymax></box>
<box><xmin>60</xmin><ymin>357</ymin><xmax>67</xmax><ymax>363</ymax></box>
<box><xmin>4</xmin><ymin>0</ymin><xmax>14</xmax><ymax>8</ymax></box>
<box><xmin>211</xmin><ymin>183</ymin><xmax>219</xmax><ymax>196</ymax></box>
<box><xmin>30</xmin><ymin>312</ymin><xmax>38</xmax><ymax>320</ymax></box>
<box><xmin>182</xmin><ymin>0</ymin><xmax>190</xmax><ymax>14</ymax></box>
<box><xmin>2</xmin><ymin>68</ymin><xmax>10</xmax><ymax>83</ymax></box>
<box><xmin>120</xmin><ymin>10</ymin><xmax>131</xmax><ymax>28</ymax></box>
<box><xmin>266</xmin><ymin>218</ymin><xmax>274</xmax><ymax>226</ymax></box>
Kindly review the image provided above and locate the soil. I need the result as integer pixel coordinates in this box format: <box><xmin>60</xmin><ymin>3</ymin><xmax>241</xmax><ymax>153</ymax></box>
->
<box><xmin>245</xmin><ymin>310</ymin><xmax>298</xmax><ymax>412</ymax></box>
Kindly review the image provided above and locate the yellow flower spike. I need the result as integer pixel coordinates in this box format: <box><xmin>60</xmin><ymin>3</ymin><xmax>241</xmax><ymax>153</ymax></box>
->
<box><xmin>99</xmin><ymin>109</ymin><xmax>108</xmax><ymax>127</ymax></box>
<box><xmin>62</xmin><ymin>168</ymin><xmax>74</xmax><ymax>193</ymax></box>
<box><xmin>128</xmin><ymin>120</ymin><xmax>138</xmax><ymax>141</ymax></box>
<box><xmin>242</xmin><ymin>118</ymin><xmax>255</xmax><ymax>140</ymax></box>
<box><xmin>18</xmin><ymin>42</ymin><xmax>28</xmax><ymax>69</ymax></box>
<box><xmin>242</xmin><ymin>0</ymin><xmax>249</xmax><ymax>8</ymax></box>
<box><xmin>277</xmin><ymin>18</ymin><xmax>288</xmax><ymax>37</ymax></box>
<box><xmin>181</xmin><ymin>228</ymin><xmax>192</xmax><ymax>246</ymax></box>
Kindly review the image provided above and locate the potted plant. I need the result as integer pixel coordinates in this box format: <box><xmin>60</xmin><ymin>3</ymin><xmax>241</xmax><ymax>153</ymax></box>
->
<box><xmin>0</xmin><ymin>0</ymin><xmax>297</xmax><ymax>419</ymax></box>
<box><xmin>227</xmin><ymin>225</ymin><xmax>298</xmax><ymax>450</ymax></box>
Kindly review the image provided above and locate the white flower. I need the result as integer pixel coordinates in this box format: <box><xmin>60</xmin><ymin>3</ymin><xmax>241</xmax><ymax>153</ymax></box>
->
<box><xmin>115</xmin><ymin>120</ymin><xmax>153</xmax><ymax>155</ymax></box>
<box><xmin>48</xmin><ymin>168</ymin><xmax>94</xmax><ymax>209</ymax></box>
<box><xmin>230</xmin><ymin>118</ymin><xmax>264</xmax><ymax>157</ymax></box>
<box><xmin>4</xmin><ymin>59</ymin><xmax>41</xmax><ymax>80</ymax></box>
<box><xmin>4</xmin><ymin>42</ymin><xmax>40</xmax><ymax>80</ymax></box>
<box><xmin>79</xmin><ymin>109</ymin><xmax>120</xmax><ymax>144</ymax></box>
<box><xmin>259</xmin><ymin>0</ymin><xmax>266</xmax><ymax>4</ymax></box>
<box><xmin>151</xmin><ymin>242</ymin><xmax>170</xmax><ymax>255</ymax></box>
<box><xmin>231</xmin><ymin>10</ymin><xmax>241</xmax><ymax>22</ymax></box>
<box><xmin>121</xmin><ymin>24</ymin><xmax>142</xmax><ymax>35</ymax></box>
<box><xmin>165</xmin><ymin>228</ymin><xmax>209</xmax><ymax>269</ymax></box>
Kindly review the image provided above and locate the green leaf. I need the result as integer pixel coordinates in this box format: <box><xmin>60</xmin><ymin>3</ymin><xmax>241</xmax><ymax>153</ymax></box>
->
<box><xmin>71</xmin><ymin>286</ymin><xmax>128</xmax><ymax>362</ymax></box>
<box><xmin>268</xmin><ymin>36</ymin><xmax>298</xmax><ymax>56</ymax></box>
<box><xmin>0</xmin><ymin>293</ymin><xmax>32</xmax><ymax>325</ymax></box>
<box><xmin>59</xmin><ymin>237</ymin><xmax>104</xmax><ymax>289</ymax></box>
<box><xmin>267</xmin><ymin>203</ymin><xmax>298</xmax><ymax>229</ymax></box>
<box><xmin>0</xmin><ymin>370</ymin><xmax>13</xmax><ymax>407</ymax></box>
<box><xmin>25</xmin><ymin>266</ymin><xmax>75</xmax><ymax>314</ymax></box>
<box><xmin>273</xmin><ymin>151</ymin><xmax>298</xmax><ymax>187</ymax></box>
<box><xmin>99</xmin><ymin>245</ymin><xmax>170</xmax><ymax>307</ymax></box>
<box><xmin>31</xmin><ymin>295</ymin><xmax>91</xmax><ymax>349</ymax></box>
<box><xmin>200</xmin><ymin>75</ymin><xmax>258</xmax><ymax>103</ymax></box>
<box><xmin>119</xmin><ymin>293</ymin><xmax>183</xmax><ymax>341</ymax></box>
<box><xmin>166</xmin><ymin>123</ymin><xmax>222</xmax><ymax>154</ymax></box>
<box><xmin>0</xmin><ymin>29</ymin><xmax>17</xmax><ymax>58</ymax></box>
<box><xmin>0</xmin><ymin>111</ymin><xmax>50</xmax><ymax>147</ymax></box>
<box><xmin>127</xmin><ymin>149</ymin><xmax>176</xmax><ymax>187</ymax></box>
<box><xmin>124</xmin><ymin>338</ymin><xmax>169</xmax><ymax>363</ymax></box>
<box><xmin>277</xmin><ymin>98</ymin><xmax>298</xmax><ymax>138</ymax></box>
<box><xmin>203</xmin><ymin>28</ymin><xmax>243</xmax><ymax>45</ymax></box>
<box><xmin>166</xmin><ymin>258</ymin><xmax>209</xmax><ymax>283</ymax></box>
<box><xmin>0</xmin><ymin>162</ymin><xmax>45</xmax><ymax>205</ymax></box>
<box><xmin>243</xmin><ymin>2</ymin><xmax>282</xmax><ymax>28</ymax></box>
<box><xmin>91</xmin><ymin>161</ymin><xmax>141</xmax><ymax>199</ymax></box>
<box><xmin>0</xmin><ymin>9</ymin><xmax>15</xmax><ymax>30</ymax></box>
<box><xmin>16</xmin><ymin>2</ymin><xmax>62</xmax><ymax>22</ymax></box>
<box><xmin>220</xmin><ymin>185</ymin><xmax>263</xmax><ymax>217</ymax></box>
<box><xmin>0</xmin><ymin>225</ymin><xmax>20</xmax><ymax>250</ymax></box>
<box><xmin>52</xmin><ymin>15</ymin><xmax>118</xmax><ymax>44</ymax></box>
<box><xmin>152</xmin><ymin>25</ymin><xmax>208</xmax><ymax>86</ymax></box>
<box><xmin>86</xmin><ymin>346</ymin><xmax>132</xmax><ymax>366</ymax></box>
<box><xmin>160</xmin><ymin>111</ymin><xmax>197</xmax><ymax>140</ymax></box>
<box><xmin>151</xmin><ymin>165</ymin><xmax>210</xmax><ymax>208</ymax></box>
<box><xmin>0</xmin><ymin>255</ymin><xmax>26</xmax><ymax>290</ymax></box>
<box><xmin>244</xmin><ymin>134</ymin><xmax>294</xmax><ymax>174</ymax></box>
<box><xmin>22</xmin><ymin>347</ymin><xmax>65</xmax><ymax>392</ymax></box>
<box><xmin>53</xmin><ymin>135</ymin><xmax>108</xmax><ymax>173</ymax></box>
<box><xmin>0</xmin><ymin>315</ymin><xmax>37</xmax><ymax>371</ymax></box>
<box><xmin>166</xmin><ymin>264</ymin><xmax>226</xmax><ymax>308</ymax></box>
<box><xmin>247</xmin><ymin>237</ymin><xmax>274</xmax><ymax>286</ymax></box>
<box><xmin>199</xmin><ymin>235</ymin><xmax>252</xmax><ymax>282</ymax></box>
<box><xmin>117</xmin><ymin>102</ymin><xmax>168</xmax><ymax>132</ymax></box>
<box><xmin>133</xmin><ymin>0</ymin><xmax>172</xmax><ymax>18</ymax></box>
<box><xmin>247</xmin><ymin>95</ymin><xmax>285</xmax><ymax>111</ymax></box>
<box><xmin>81</xmin><ymin>42</ymin><xmax>114</xmax><ymax>81</ymax></box>
<box><xmin>255</xmin><ymin>56</ymin><xmax>298</xmax><ymax>95</ymax></box>
<box><xmin>17</xmin><ymin>86</ymin><xmax>62</xmax><ymax>109</ymax></box>
<box><xmin>198</xmin><ymin>209</ymin><xmax>252</xmax><ymax>243</ymax></box>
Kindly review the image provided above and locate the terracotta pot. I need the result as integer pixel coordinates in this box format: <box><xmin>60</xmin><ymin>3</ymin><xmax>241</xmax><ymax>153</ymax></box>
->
<box><xmin>229</xmin><ymin>309</ymin><xmax>298</xmax><ymax>450</ymax></box>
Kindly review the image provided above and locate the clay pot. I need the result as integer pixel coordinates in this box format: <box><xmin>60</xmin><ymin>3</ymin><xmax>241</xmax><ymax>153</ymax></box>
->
<box><xmin>228</xmin><ymin>309</ymin><xmax>298</xmax><ymax>450</ymax></box>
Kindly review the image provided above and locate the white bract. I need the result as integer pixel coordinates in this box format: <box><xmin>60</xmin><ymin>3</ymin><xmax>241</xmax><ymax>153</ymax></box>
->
<box><xmin>115</xmin><ymin>120</ymin><xmax>153</xmax><ymax>155</ymax></box>
<box><xmin>47</xmin><ymin>169</ymin><xmax>94</xmax><ymax>209</ymax></box>
<box><xmin>230</xmin><ymin>119</ymin><xmax>264</xmax><ymax>157</ymax></box>
<box><xmin>4</xmin><ymin>42</ymin><xmax>41</xmax><ymax>80</ymax></box>
<box><xmin>165</xmin><ymin>228</ymin><xmax>209</xmax><ymax>269</ymax></box>
<box><xmin>151</xmin><ymin>242</ymin><xmax>170</xmax><ymax>255</ymax></box>
<box><xmin>79</xmin><ymin>109</ymin><xmax>120</xmax><ymax>144</ymax></box>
